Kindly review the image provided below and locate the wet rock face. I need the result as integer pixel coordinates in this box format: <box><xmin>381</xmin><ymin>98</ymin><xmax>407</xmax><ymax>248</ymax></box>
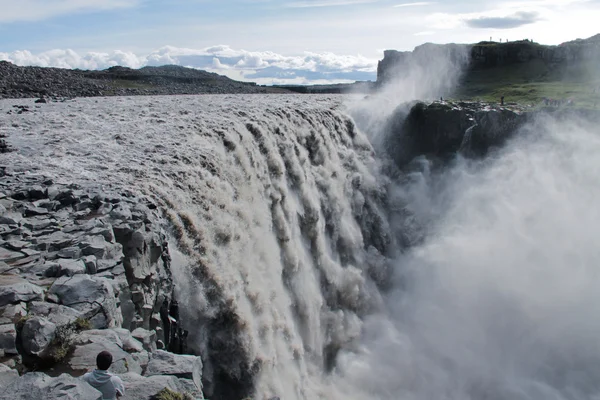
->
<box><xmin>384</xmin><ymin>101</ymin><xmax>527</xmax><ymax>168</ymax></box>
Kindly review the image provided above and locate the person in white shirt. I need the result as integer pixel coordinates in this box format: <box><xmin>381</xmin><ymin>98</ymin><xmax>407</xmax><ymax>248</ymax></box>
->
<box><xmin>82</xmin><ymin>351</ymin><xmax>125</xmax><ymax>400</ymax></box>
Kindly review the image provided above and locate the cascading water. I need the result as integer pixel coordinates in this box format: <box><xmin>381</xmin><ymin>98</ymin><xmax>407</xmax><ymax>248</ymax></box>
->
<box><xmin>3</xmin><ymin>87</ymin><xmax>600</xmax><ymax>400</ymax></box>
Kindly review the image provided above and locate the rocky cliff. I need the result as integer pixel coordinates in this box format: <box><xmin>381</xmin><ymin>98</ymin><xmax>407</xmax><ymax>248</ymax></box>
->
<box><xmin>0</xmin><ymin>170</ymin><xmax>202</xmax><ymax>399</ymax></box>
<box><xmin>377</xmin><ymin>34</ymin><xmax>600</xmax><ymax>85</ymax></box>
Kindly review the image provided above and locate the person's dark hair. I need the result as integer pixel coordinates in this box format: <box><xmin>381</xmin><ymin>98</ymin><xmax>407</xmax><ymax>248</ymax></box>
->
<box><xmin>96</xmin><ymin>351</ymin><xmax>113</xmax><ymax>370</ymax></box>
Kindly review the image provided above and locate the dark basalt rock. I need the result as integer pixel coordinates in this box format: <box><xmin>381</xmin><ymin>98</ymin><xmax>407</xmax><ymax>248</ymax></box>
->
<box><xmin>384</xmin><ymin>101</ymin><xmax>528</xmax><ymax>168</ymax></box>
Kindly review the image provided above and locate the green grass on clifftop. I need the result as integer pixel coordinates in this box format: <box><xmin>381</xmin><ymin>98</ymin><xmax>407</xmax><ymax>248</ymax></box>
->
<box><xmin>454</xmin><ymin>59</ymin><xmax>600</xmax><ymax>109</ymax></box>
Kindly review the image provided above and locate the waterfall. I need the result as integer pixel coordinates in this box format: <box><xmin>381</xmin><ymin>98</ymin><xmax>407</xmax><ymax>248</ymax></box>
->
<box><xmin>4</xmin><ymin>94</ymin><xmax>600</xmax><ymax>400</ymax></box>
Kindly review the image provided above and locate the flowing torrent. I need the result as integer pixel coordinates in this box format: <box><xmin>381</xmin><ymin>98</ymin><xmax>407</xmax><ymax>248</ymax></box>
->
<box><xmin>2</xmin><ymin>94</ymin><xmax>600</xmax><ymax>400</ymax></box>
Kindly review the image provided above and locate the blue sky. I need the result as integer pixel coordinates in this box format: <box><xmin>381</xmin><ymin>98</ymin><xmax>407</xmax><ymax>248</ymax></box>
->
<box><xmin>1</xmin><ymin>0</ymin><xmax>599</xmax><ymax>84</ymax></box>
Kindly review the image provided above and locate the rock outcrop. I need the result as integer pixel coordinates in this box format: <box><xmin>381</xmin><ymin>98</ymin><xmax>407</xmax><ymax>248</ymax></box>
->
<box><xmin>383</xmin><ymin>101</ymin><xmax>528</xmax><ymax>168</ymax></box>
<box><xmin>0</xmin><ymin>170</ymin><xmax>201</xmax><ymax>399</ymax></box>
<box><xmin>0</xmin><ymin>62</ymin><xmax>288</xmax><ymax>99</ymax></box>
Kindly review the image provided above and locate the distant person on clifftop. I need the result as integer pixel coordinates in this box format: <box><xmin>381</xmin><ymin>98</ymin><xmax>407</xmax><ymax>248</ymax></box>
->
<box><xmin>82</xmin><ymin>351</ymin><xmax>125</xmax><ymax>399</ymax></box>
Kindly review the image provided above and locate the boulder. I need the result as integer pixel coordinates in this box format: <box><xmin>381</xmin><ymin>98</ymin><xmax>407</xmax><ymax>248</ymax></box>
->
<box><xmin>0</xmin><ymin>323</ymin><xmax>17</xmax><ymax>355</ymax></box>
<box><xmin>79</xmin><ymin>235</ymin><xmax>122</xmax><ymax>260</ymax></box>
<box><xmin>0</xmin><ymin>247</ymin><xmax>25</xmax><ymax>264</ymax></box>
<box><xmin>0</xmin><ymin>372</ymin><xmax>102</xmax><ymax>399</ymax></box>
<box><xmin>0</xmin><ymin>302</ymin><xmax>27</xmax><ymax>324</ymax></box>
<box><xmin>66</xmin><ymin>330</ymin><xmax>141</xmax><ymax>375</ymax></box>
<box><xmin>27</xmin><ymin>302</ymin><xmax>82</xmax><ymax>327</ymax></box>
<box><xmin>48</xmin><ymin>275</ymin><xmax>122</xmax><ymax>329</ymax></box>
<box><xmin>131</xmin><ymin>328</ymin><xmax>157</xmax><ymax>352</ymax></box>
<box><xmin>0</xmin><ymin>278</ymin><xmax>44</xmax><ymax>307</ymax></box>
<box><xmin>0</xmin><ymin>212</ymin><xmax>23</xmax><ymax>226</ymax></box>
<box><xmin>112</xmin><ymin>328</ymin><xmax>145</xmax><ymax>353</ymax></box>
<box><xmin>145</xmin><ymin>350</ymin><xmax>203</xmax><ymax>389</ymax></box>
<box><xmin>0</xmin><ymin>363</ymin><xmax>19</xmax><ymax>388</ymax></box>
<box><xmin>119</xmin><ymin>372</ymin><xmax>191</xmax><ymax>400</ymax></box>
<box><xmin>21</xmin><ymin>316</ymin><xmax>56</xmax><ymax>356</ymax></box>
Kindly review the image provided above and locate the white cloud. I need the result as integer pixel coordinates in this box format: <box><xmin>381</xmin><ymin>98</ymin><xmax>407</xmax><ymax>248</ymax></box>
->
<box><xmin>393</xmin><ymin>2</ymin><xmax>435</xmax><ymax>7</ymax></box>
<box><xmin>0</xmin><ymin>0</ymin><xmax>142</xmax><ymax>23</ymax></box>
<box><xmin>286</xmin><ymin>0</ymin><xmax>377</xmax><ymax>7</ymax></box>
<box><xmin>0</xmin><ymin>45</ymin><xmax>379</xmax><ymax>85</ymax></box>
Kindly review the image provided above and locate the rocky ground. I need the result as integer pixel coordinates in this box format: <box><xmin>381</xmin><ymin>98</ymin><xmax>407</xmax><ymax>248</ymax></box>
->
<box><xmin>0</xmin><ymin>62</ymin><xmax>291</xmax><ymax>99</ymax></box>
<box><xmin>0</xmin><ymin>169</ymin><xmax>203</xmax><ymax>399</ymax></box>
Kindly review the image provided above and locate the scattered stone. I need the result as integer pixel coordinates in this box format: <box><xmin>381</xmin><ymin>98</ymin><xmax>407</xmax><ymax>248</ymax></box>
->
<box><xmin>0</xmin><ymin>363</ymin><xmax>19</xmax><ymax>388</ymax></box>
<box><xmin>0</xmin><ymin>212</ymin><xmax>23</xmax><ymax>225</ymax></box>
<box><xmin>67</xmin><ymin>330</ymin><xmax>141</xmax><ymax>375</ymax></box>
<box><xmin>21</xmin><ymin>316</ymin><xmax>57</xmax><ymax>356</ymax></box>
<box><xmin>0</xmin><ymin>323</ymin><xmax>17</xmax><ymax>355</ymax></box>
<box><xmin>4</xmin><ymin>240</ymin><xmax>29</xmax><ymax>251</ymax></box>
<box><xmin>83</xmin><ymin>255</ymin><xmax>97</xmax><ymax>274</ymax></box>
<box><xmin>0</xmin><ymin>247</ymin><xmax>25</xmax><ymax>264</ymax></box>
<box><xmin>0</xmin><ymin>302</ymin><xmax>27</xmax><ymax>324</ymax></box>
<box><xmin>23</xmin><ymin>205</ymin><xmax>49</xmax><ymax>217</ymax></box>
<box><xmin>0</xmin><ymin>278</ymin><xmax>44</xmax><ymax>306</ymax></box>
<box><xmin>57</xmin><ymin>246</ymin><xmax>81</xmax><ymax>259</ymax></box>
<box><xmin>145</xmin><ymin>350</ymin><xmax>203</xmax><ymax>389</ymax></box>
<box><xmin>119</xmin><ymin>373</ymin><xmax>191</xmax><ymax>400</ymax></box>
<box><xmin>132</xmin><ymin>328</ymin><xmax>157</xmax><ymax>352</ymax></box>
<box><xmin>28</xmin><ymin>301</ymin><xmax>83</xmax><ymax>327</ymax></box>
<box><xmin>0</xmin><ymin>372</ymin><xmax>102</xmax><ymax>400</ymax></box>
<box><xmin>48</xmin><ymin>275</ymin><xmax>121</xmax><ymax>328</ymax></box>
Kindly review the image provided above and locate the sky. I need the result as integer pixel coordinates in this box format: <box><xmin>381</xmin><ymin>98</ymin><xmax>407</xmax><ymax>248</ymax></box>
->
<box><xmin>0</xmin><ymin>0</ymin><xmax>599</xmax><ymax>84</ymax></box>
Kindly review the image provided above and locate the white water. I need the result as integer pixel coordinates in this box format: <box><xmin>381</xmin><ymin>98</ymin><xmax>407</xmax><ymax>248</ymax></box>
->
<box><xmin>334</xmin><ymin>115</ymin><xmax>600</xmax><ymax>400</ymax></box>
<box><xmin>3</xmin><ymin>95</ymin><xmax>600</xmax><ymax>400</ymax></box>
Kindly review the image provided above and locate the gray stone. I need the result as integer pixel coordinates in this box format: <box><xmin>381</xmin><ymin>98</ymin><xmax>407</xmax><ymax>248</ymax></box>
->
<box><xmin>145</xmin><ymin>350</ymin><xmax>203</xmax><ymax>389</ymax></box>
<box><xmin>0</xmin><ymin>247</ymin><xmax>25</xmax><ymax>264</ymax></box>
<box><xmin>67</xmin><ymin>331</ymin><xmax>141</xmax><ymax>375</ymax></box>
<box><xmin>0</xmin><ymin>278</ymin><xmax>44</xmax><ymax>307</ymax></box>
<box><xmin>119</xmin><ymin>373</ymin><xmax>189</xmax><ymax>400</ymax></box>
<box><xmin>113</xmin><ymin>328</ymin><xmax>145</xmax><ymax>353</ymax></box>
<box><xmin>28</xmin><ymin>301</ymin><xmax>82</xmax><ymax>327</ymax></box>
<box><xmin>22</xmin><ymin>218</ymin><xmax>54</xmax><ymax>231</ymax></box>
<box><xmin>33</xmin><ymin>231</ymin><xmax>74</xmax><ymax>251</ymax></box>
<box><xmin>56</xmin><ymin>259</ymin><xmax>86</xmax><ymax>277</ymax></box>
<box><xmin>89</xmin><ymin>226</ymin><xmax>115</xmax><ymax>242</ymax></box>
<box><xmin>131</xmin><ymin>328</ymin><xmax>157</xmax><ymax>352</ymax></box>
<box><xmin>23</xmin><ymin>205</ymin><xmax>48</xmax><ymax>217</ymax></box>
<box><xmin>0</xmin><ymin>372</ymin><xmax>102</xmax><ymax>400</ymax></box>
<box><xmin>79</xmin><ymin>235</ymin><xmax>122</xmax><ymax>260</ymax></box>
<box><xmin>48</xmin><ymin>275</ymin><xmax>122</xmax><ymax>329</ymax></box>
<box><xmin>0</xmin><ymin>363</ymin><xmax>19</xmax><ymax>388</ymax></box>
<box><xmin>83</xmin><ymin>255</ymin><xmax>97</xmax><ymax>274</ymax></box>
<box><xmin>0</xmin><ymin>302</ymin><xmax>27</xmax><ymax>325</ymax></box>
<box><xmin>21</xmin><ymin>316</ymin><xmax>56</xmax><ymax>356</ymax></box>
<box><xmin>4</xmin><ymin>240</ymin><xmax>28</xmax><ymax>251</ymax></box>
<box><xmin>0</xmin><ymin>212</ymin><xmax>22</xmax><ymax>225</ymax></box>
<box><xmin>0</xmin><ymin>323</ymin><xmax>17</xmax><ymax>355</ymax></box>
<box><xmin>57</xmin><ymin>246</ymin><xmax>82</xmax><ymax>259</ymax></box>
<box><xmin>27</xmin><ymin>186</ymin><xmax>47</xmax><ymax>200</ymax></box>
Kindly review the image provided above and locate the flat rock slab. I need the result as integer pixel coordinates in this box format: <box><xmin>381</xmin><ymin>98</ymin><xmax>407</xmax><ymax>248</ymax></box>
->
<box><xmin>0</xmin><ymin>278</ymin><xmax>44</xmax><ymax>307</ymax></box>
<box><xmin>28</xmin><ymin>301</ymin><xmax>82</xmax><ymax>327</ymax></box>
<box><xmin>0</xmin><ymin>247</ymin><xmax>25</xmax><ymax>264</ymax></box>
<box><xmin>119</xmin><ymin>372</ymin><xmax>191</xmax><ymax>400</ymax></box>
<box><xmin>145</xmin><ymin>350</ymin><xmax>203</xmax><ymax>389</ymax></box>
<box><xmin>48</xmin><ymin>275</ymin><xmax>121</xmax><ymax>328</ymax></box>
<box><xmin>0</xmin><ymin>372</ymin><xmax>102</xmax><ymax>400</ymax></box>
<box><xmin>67</xmin><ymin>331</ymin><xmax>141</xmax><ymax>375</ymax></box>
